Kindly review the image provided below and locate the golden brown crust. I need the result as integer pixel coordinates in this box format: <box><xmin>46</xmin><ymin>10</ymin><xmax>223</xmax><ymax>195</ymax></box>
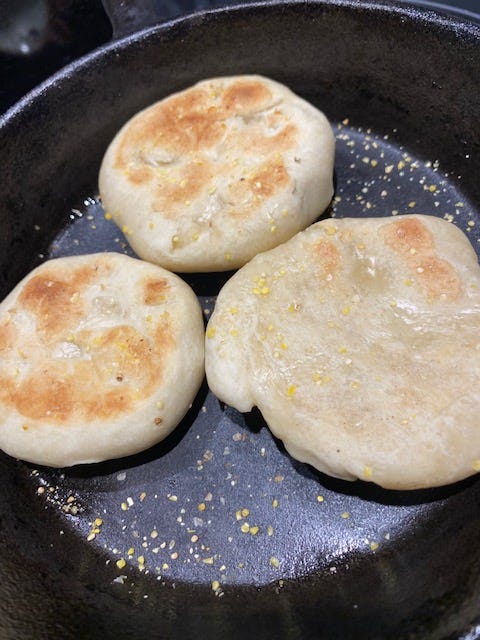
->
<box><xmin>18</xmin><ymin>263</ymin><xmax>98</xmax><ymax>338</ymax></box>
<box><xmin>384</xmin><ymin>217</ymin><xmax>461</xmax><ymax>300</ymax></box>
<box><xmin>99</xmin><ymin>75</ymin><xmax>335</xmax><ymax>271</ymax></box>
<box><xmin>312</xmin><ymin>238</ymin><xmax>342</xmax><ymax>279</ymax></box>
<box><xmin>0</xmin><ymin>253</ymin><xmax>204</xmax><ymax>466</ymax></box>
<box><xmin>113</xmin><ymin>78</ymin><xmax>296</xmax><ymax>222</ymax></box>
<box><xmin>143</xmin><ymin>277</ymin><xmax>169</xmax><ymax>305</ymax></box>
<box><xmin>1</xmin><ymin>278</ymin><xmax>174</xmax><ymax>424</ymax></box>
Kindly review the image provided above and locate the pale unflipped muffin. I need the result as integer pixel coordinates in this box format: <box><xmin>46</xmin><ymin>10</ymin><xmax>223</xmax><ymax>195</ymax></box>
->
<box><xmin>99</xmin><ymin>75</ymin><xmax>335</xmax><ymax>272</ymax></box>
<box><xmin>0</xmin><ymin>253</ymin><xmax>204</xmax><ymax>466</ymax></box>
<box><xmin>205</xmin><ymin>215</ymin><xmax>480</xmax><ymax>490</ymax></box>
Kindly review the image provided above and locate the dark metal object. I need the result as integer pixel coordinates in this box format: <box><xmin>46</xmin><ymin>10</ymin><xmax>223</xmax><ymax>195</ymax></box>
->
<box><xmin>1</xmin><ymin>1</ymin><xmax>480</xmax><ymax>638</ymax></box>
<box><xmin>0</xmin><ymin>0</ymin><xmax>112</xmax><ymax>113</ymax></box>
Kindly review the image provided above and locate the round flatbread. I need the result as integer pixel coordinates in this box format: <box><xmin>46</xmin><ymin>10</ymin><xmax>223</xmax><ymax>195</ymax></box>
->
<box><xmin>99</xmin><ymin>75</ymin><xmax>335</xmax><ymax>272</ymax></box>
<box><xmin>0</xmin><ymin>253</ymin><xmax>204</xmax><ymax>467</ymax></box>
<box><xmin>205</xmin><ymin>214</ymin><xmax>480</xmax><ymax>490</ymax></box>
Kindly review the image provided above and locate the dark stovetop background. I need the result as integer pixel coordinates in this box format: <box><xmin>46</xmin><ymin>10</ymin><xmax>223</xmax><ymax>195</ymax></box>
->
<box><xmin>0</xmin><ymin>0</ymin><xmax>479</xmax><ymax>116</ymax></box>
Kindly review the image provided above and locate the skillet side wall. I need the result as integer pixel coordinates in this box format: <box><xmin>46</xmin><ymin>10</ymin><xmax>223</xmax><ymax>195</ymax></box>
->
<box><xmin>0</xmin><ymin>2</ymin><xmax>480</xmax><ymax>639</ymax></box>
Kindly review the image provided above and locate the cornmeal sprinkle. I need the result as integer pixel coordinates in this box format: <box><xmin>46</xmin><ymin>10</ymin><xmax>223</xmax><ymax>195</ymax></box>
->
<box><xmin>363</xmin><ymin>466</ymin><xmax>373</xmax><ymax>479</ymax></box>
<box><xmin>206</xmin><ymin>327</ymin><xmax>216</xmax><ymax>339</ymax></box>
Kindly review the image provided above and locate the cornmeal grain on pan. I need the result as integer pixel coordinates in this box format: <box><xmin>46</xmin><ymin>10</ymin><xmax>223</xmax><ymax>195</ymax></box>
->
<box><xmin>205</xmin><ymin>214</ymin><xmax>480</xmax><ymax>490</ymax></box>
<box><xmin>99</xmin><ymin>75</ymin><xmax>335</xmax><ymax>272</ymax></box>
<box><xmin>0</xmin><ymin>253</ymin><xmax>204</xmax><ymax>467</ymax></box>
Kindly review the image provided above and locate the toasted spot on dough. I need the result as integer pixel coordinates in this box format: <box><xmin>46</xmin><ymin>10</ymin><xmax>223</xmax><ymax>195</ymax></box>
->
<box><xmin>227</xmin><ymin>157</ymin><xmax>292</xmax><ymax>214</ymax></box>
<box><xmin>384</xmin><ymin>217</ymin><xmax>434</xmax><ymax>256</ymax></box>
<box><xmin>246</xmin><ymin>157</ymin><xmax>291</xmax><ymax>198</ymax></box>
<box><xmin>205</xmin><ymin>214</ymin><xmax>480</xmax><ymax>490</ymax></box>
<box><xmin>114</xmin><ymin>88</ymin><xmax>223</xmax><ymax>166</ymax></box>
<box><xmin>99</xmin><ymin>75</ymin><xmax>335</xmax><ymax>272</ymax></box>
<box><xmin>18</xmin><ymin>265</ymin><xmax>97</xmax><ymax>338</ymax></box>
<box><xmin>143</xmin><ymin>278</ymin><xmax>169</xmax><ymax>305</ymax></box>
<box><xmin>0</xmin><ymin>253</ymin><xmax>204</xmax><ymax>467</ymax></box>
<box><xmin>413</xmin><ymin>256</ymin><xmax>461</xmax><ymax>300</ymax></box>
<box><xmin>231</xmin><ymin>122</ymin><xmax>297</xmax><ymax>156</ymax></box>
<box><xmin>221</xmin><ymin>78</ymin><xmax>273</xmax><ymax>113</ymax></box>
<box><xmin>125</xmin><ymin>165</ymin><xmax>154</xmax><ymax>185</ymax></box>
<box><xmin>313</xmin><ymin>239</ymin><xmax>342</xmax><ymax>279</ymax></box>
<box><xmin>151</xmin><ymin>157</ymin><xmax>215</xmax><ymax>218</ymax></box>
<box><xmin>0</xmin><ymin>317</ymin><xmax>17</xmax><ymax>351</ymax></box>
<box><xmin>384</xmin><ymin>217</ymin><xmax>461</xmax><ymax>300</ymax></box>
<box><xmin>0</xmin><ymin>324</ymin><xmax>163</xmax><ymax>422</ymax></box>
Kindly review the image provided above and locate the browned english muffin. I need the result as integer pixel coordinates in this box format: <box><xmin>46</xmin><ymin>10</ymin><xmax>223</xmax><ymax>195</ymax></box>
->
<box><xmin>99</xmin><ymin>75</ymin><xmax>335</xmax><ymax>272</ymax></box>
<box><xmin>0</xmin><ymin>253</ymin><xmax>204</xmax><ymax>466</ymax></box>
<box><xmin>205</xmin><ymin>215</ymin><xmax>480</xmax><ymax>490</ymax></box>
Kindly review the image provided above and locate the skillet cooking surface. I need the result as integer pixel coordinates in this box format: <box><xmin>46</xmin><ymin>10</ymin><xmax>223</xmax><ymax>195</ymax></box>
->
<box><xmin>1</xmin><ymin>1</ymin><xmax>480</xmax><ymax>638</ymax></box>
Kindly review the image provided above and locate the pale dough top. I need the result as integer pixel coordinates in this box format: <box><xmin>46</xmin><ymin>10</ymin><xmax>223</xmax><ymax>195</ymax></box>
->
<box><xmin>206</xmin><ymin>215</ymin><xmax>480</xmax><ymax>489</ymax></box>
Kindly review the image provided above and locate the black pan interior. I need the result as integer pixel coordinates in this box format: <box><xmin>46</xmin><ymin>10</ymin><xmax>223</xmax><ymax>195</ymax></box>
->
<box><xmin>1</xmin><ymin>1</ymin><xmax>480</xmax><ymax>639</ymax></box>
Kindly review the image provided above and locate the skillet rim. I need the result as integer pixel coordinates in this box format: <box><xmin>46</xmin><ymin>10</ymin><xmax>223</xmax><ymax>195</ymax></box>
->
<box><xmin>1</xmin><ymin>1</ymin><xmax>480</xmax><ymax>638</ymax></box>
<box><xmin>1</xmin><ymin>0</ymin><xmax>480</xmax><ymax>130</ymax></box>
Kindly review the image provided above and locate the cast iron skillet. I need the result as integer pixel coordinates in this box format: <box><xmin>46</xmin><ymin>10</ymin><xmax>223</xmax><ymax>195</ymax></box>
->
<box><xmin>1</xmin><ymin>1</ymin><xmax>480</xmax><ymax>638</ymax></box>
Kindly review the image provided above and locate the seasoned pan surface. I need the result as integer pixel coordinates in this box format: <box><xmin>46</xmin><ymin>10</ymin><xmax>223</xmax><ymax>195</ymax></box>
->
<box><xmin>1</xmin><ymin>1</ymin><xmax>480</xmax><ymax>638</ymax></box>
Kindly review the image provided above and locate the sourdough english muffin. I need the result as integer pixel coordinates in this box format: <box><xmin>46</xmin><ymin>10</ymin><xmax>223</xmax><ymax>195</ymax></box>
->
<box><xmin>0</xmin><ymin>253</ymin><xmax>204</xmax><ymax>467</ymax></box>
<box><xmin>205</xmin><ymin>214</ymin><xmax>480</xmax><ymax>490</ymax></box>
<box><xmin>99</xmin><ymin>75</ymin><xmax>335</xmax><ymax>272</ymax></box>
